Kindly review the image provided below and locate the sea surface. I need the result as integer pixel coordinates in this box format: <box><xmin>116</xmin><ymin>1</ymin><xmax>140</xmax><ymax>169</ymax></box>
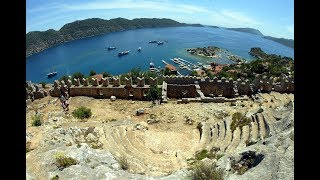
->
<box><xmin>26</xmin><ymin>26</ymin><xmax>294</xmax><ymax>83</ymax></box>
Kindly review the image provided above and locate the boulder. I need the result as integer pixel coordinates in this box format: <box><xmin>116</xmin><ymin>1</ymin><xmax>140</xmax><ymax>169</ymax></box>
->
<box><xmin>110</xmin><ymin>96</ymin><xmax>116</xmax><ymax>101</ymax></box>
<box><xmin>136</xmin><ymin>109</ymin><xmax>145</xmax><ymax>116</ymax></box>
<box><xmin>147</xmin><ymin>118</ymin><xmax>160</xmax><ymax>124</ymax></box>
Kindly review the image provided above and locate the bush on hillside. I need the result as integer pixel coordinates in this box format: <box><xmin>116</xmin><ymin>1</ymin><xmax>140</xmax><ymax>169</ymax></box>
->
<box><xmin>54</xmin><ymin>152</ymin><xmax>78</xmax><ymax>170</ymax></box>
<box><xmin>72</xmin><ymin>106</ymin><xmax>92</xmax><ymax>119</ymax></box>
<box><xmin>188</xmin><ymin>161</ymin><xmax>224</xmax><ymax>180</ymax></box>
<box><xmin>230</xmin><ymin>112</ymin><xmax>251</xmax><ymax>132</ymax></box>
<box><xmin>146</xmin><ymin>85</ymin><xmax>162</xmax><ymax>103</ymax></box>
<box><xmin>31</xmin><ymin>114</ymin><xmax>42</xmax><ymax>126</ymax></box>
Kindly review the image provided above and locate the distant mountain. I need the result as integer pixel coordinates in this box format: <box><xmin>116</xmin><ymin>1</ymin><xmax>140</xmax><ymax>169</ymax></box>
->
<box><xmin>263</xmin><ymin>36</ymin><xmax>294</xmax><ymax>48</ymax></box>
<box><xmin>226</xmin><ymin>27</ymin><xmax>264</xmax><ymax>36</ymax></box>
<box><xmin>26</xmin><ymin>18</ymin><xmax>199</xmax><ymax>57</ymax></box>
<box><xmin>207</xmin><ymin>25</ymin><xmax>219</xmax><ymax>28</ymax></box>
<box><xmin>225</xmin><ymin>27</ymin><xmax>294</xmax><ymax>48</ymax></box>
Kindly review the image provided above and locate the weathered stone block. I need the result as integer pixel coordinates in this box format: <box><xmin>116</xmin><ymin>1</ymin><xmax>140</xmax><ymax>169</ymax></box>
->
<box><xmin>137</xmin><ymin>77</ymin><xmax>145</xmax><ymax>87</ymax></box>
<box><xmin>92</xmin><ymin>78</ymin><xmax>99</xmax><ymax>86</ymax></box>
<box><xmin>54</xmin><ymin>80</ymin><xmax>59</xmax><ymax>88</ymax></box>
<box><xmin>83</xmin><ymin>78</ymin><xmax>89</xmax><ymax>86</ymax></box>
<box><xmin>113</xmin><ymin>77</ymin><xmax>120</xmax><ymax>87</ymax></box>
<box><xmin>149</xmin><ymin>77</ymin><xmax>157</xmax><ymax>86</ymax></box>
<box><xmin>102</xmin><ymin>78</ymin><xmax>109</xmax><ymax>87</ymax></box>
<box><xmin>66</xmin><ymin>79</ymin><xmax>72</xmax><ymax>87</ymax></box>
<box><xmin>124</xmin><ymin>77</ymin><xmax>132</xmax><ymax>87</ymax></box>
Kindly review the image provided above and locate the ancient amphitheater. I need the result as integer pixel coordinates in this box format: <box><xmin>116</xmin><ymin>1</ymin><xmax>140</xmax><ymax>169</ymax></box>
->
<box><xmin>26</xmin><ymin>76</ymin><xmax>294</xmax><ymax>179</ymax></box>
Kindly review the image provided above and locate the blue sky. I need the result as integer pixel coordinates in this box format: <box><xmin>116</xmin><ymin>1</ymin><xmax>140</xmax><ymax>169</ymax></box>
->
<box><xmin>26</xmin><ymin>0</ymin><xmax>294</xmax><ymax>39</ymax></box>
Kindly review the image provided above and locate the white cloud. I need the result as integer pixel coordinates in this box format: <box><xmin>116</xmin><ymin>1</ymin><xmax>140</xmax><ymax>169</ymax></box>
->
<box><xmin>63</xmin><ymin>0</ymin><xmax>209</xmax><ymax>14</ymax></box>
<box><xmin>208</xmin><ymin>9</ymin><xmax>262</xmax><ymax>28</ymax></box>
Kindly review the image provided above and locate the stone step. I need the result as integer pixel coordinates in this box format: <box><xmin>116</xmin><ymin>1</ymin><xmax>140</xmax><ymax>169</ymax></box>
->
<box><xmin>209</xmin><ymin>123</ymin><xmax>219</xmax><ymax>148</ymax></box>
<box><xmin>261</xmin><ymin>112</ymin><xmax>274</xmax><ymax>137</ymax></box>
<box><xmin>117</xmin><ymin>127</ymin><xmax>176</xmax><ymax>170</ymax></box>
<box><xmin>262</xmin><ymin>111</ymin><xmax>277</xmax><ymax>124</ymax></box>
<box><xmin>126</xmin><ymin>128</ymin><xmax>156</xmax><ymax>156</ymax></box>
<box><xmin>213</xmin><ymin>120</ymin><xmax>226</xmax><ymax>149</ymax></box>
<box><xmin>195</xmin><ymin>85</ymin><xmax>205</xmax><ymax>99</ymax></box>
<box><xmin>199</xmin><ymin>123</ymin><xmax>211</xmax><ymax>145</ymax></box>
<box><xmin>225</xmin><ymin>127</ymin><xmax>241</xmax><ymax>154</ymax></box>
<box><xmin>102</xmin><ymin>127</ymin><xmax>145</xmax><ymax>172</ymax></box>
<box><xmin>109</xmin><ymin>128</ymin><xmax>146</xmax><ymax>172</ymax></box>
<box><xmin>236</xmin><ymin>125</ymin><xmax>250</xmax><ymax>150</ymax></box>
<box><xmin>250</xmin><ymin>116</ymin><xmax>259</xmax><ymax>142</ymax></box>
<box><xmin>256</xmin><ymin>113</ymin><xmax>267</xmax><ymax>140</ymax></box>
<box><xmin>219</xmin><ymin>119</ymin><xmax>233</xmax><ymax>152</ymax></box>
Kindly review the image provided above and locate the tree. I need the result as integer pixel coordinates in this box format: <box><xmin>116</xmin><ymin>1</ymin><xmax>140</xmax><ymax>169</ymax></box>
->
<box><xmin>164</xmin><ymin>67</ymin><xmax>171</xmax><ymax>76</ymax></box>
<box><xmin>130</xmin><ymin>67</ymin><xmax>142</xmax><ymax>84</ymax></box>
<box><xmin>190</xmin><ymin>71</ymin><xmax>198</xmax><ymax>76</ymax></box>
<box><xmin>59</xmin><ymin>75</ymin><xmax>70</xmax><ymax>83</ymax></box>
<box><xmin>89</xmin><ymin>70</ymin><xmax>96</xmax><ymax>76</ymax></box>
<box><xmin>71</xmin><ymin>72</ymin><xmax>85</xmax><ymax>80</ymax></box>
<box><xmin>102</xmin><ymin>71</ymin><xmax>112</xmax><ymax>78</ymax></box>
<box><xmin>146</xmin><ymin>85</ymin><xmax>162</xmax><ymax>104</ymax></box>
<box><xmin>71</xmin><ymin>72</ymin><xmax>85</xmax><ymax>84</ymax></box>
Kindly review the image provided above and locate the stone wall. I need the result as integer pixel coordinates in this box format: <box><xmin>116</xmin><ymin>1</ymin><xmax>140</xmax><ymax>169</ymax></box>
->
<box><xmin>198</xmin><ymin>77</ymin><xmax>236</xmax><ymax>98</ymax></box>
<box><xmin>48</xmin><ymin>74</ymin><xmax>294</xmax><ymax>101</ymax></box>
<box><xmin>164</xmin><ymin>76</ymin><xmax>200</xmax><ymax>84</ymax></box>
<box><xmin>166</xmin><ymin>84</ymin><xmax>197</xmax><ymax>98</ymax></box>
<box><xmin>26</xmin><ymin>81</ymin><xmax>48</xmax><ymax>100</ymax></box>
<box><xmin>53</xmin><ymin>77</ymin><xmax>155</xmax><ymax>100</ymax></box>
<box><xmin>236</xmin><ymin>79</ymin><xmax>252</xmax><ymax>96</ymax></box>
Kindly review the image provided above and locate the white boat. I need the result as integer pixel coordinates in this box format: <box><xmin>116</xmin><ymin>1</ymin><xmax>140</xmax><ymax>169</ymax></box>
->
<box><xmin>47</xmin><ymin>71</ymin><xmax>57</xmax><ymax>78</ymax></box>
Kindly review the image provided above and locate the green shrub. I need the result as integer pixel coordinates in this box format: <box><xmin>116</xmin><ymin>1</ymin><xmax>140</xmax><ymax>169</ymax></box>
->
<box><xmin>59</xmin><ymin>75</ymin><xmax>70</xmax><ymax>84</ymax></box>
<box><xmin>102</xmin><ymin>71</ymin><xmax>112</xmax><ymax>78</ymax></box>
<box><xmin>31</xmin><ymin>114</ymin><xmax>42</xmax><ymax>126</ymax></box>
<box><xmin>89</xmin><ymin>70</ymin><xmax>96</xmax><ymax>76</ymax></box>
<box><xmin>54</xmin><ymin>152</ymin><xmax>78</xmax><ymax>170</ymax></box>
<box><xmin>188</xmin><ymin>161</ymin><xmax>224</xmax><ymax>180</ymax></box>
<box><xmin>230</xmin><ymin>112</ymin><xmax>251</xmax><ymax>132</ymax></box>
<box><xmin>195</xmin><ymin>150</ymin><xmax>209</xmax><ymax>161</ymax></box>
<box><xmin>72</xmin><ymin>107</ymin><xmax>92</xmax><ymax>119</ymax></box>
<box><xmin>189</xmin><ymin>70</ymin><xmax>198</xmax><ymax>76</ymax></box>
<box><xmin>118</xmin><ymin>156</ymin><xmax>129</xmax><ymax>170</ymax></box>
<box><xmin>39</xmin><ymin>82</ymin><xmax>46</xmax><ymax>88</ymax></box>
<box><xmin>146</xmin><ymin>85</ymin><xmax>162</xmax><ymax>103</ymax></box>
<box><xmin>194</xmin><ymin>149</ymin><xmax>223</xmax><ymax>161</ymax></box>
<box><xmin>71</xmin><ymin>72</ymin><xmax>85</xmax><ymax>82</ymax></box>
<box><xmin>164</xmin><ymin>67</ymin><xmax>171</xmax><ymax>76</ymax></box>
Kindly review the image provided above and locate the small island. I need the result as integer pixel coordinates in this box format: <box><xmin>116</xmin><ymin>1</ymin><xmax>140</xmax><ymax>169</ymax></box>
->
<box><xmin>186</xmin><ymin>46</ymin><xmax>222</xmax><ymax>58</ymax></box>
<box><xmin>186</xmin><ymin>46</ymin><xmax>245</xmax><ymax>63</ymax></box>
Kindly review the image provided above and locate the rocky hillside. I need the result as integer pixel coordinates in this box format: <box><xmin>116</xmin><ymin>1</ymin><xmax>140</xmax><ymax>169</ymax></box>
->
<box><xmin>226</xmin><ymin>28</ymin><xmax>264</xmax><ymax>36</ymax></box>
<box><xmin>26</xmin><ymin>18</ymin><xmax>196</xmax><ymax>57</ymax></box>
<box><xmin>264</xmin><ymin>36</ymin><xmax>294</xmax><ymax>48</ymax></box>
<box><xmin>26</xmin><ymin>92</ymin><xmax>293</xmax><ymax>179</ymax></box>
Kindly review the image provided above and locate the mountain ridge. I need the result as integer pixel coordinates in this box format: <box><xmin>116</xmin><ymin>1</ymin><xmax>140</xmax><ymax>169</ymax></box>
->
<box><xmin>26</xmin><ymin>17</ymin><xmax>200</xmax><ymax>57</ymax></box>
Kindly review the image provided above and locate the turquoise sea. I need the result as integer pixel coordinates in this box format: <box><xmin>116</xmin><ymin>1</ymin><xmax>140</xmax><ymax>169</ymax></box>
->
<box><xmin>26</xmin><ymin>26</ymin><xmax>294</xmax><ymax>83</ymax></box>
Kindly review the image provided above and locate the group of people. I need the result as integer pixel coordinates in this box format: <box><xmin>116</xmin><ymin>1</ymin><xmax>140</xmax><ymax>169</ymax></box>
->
<box><xmin>60</xmin><ymin>91</ymin><xmax>69</xmax><ymax>111</ymax></box>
